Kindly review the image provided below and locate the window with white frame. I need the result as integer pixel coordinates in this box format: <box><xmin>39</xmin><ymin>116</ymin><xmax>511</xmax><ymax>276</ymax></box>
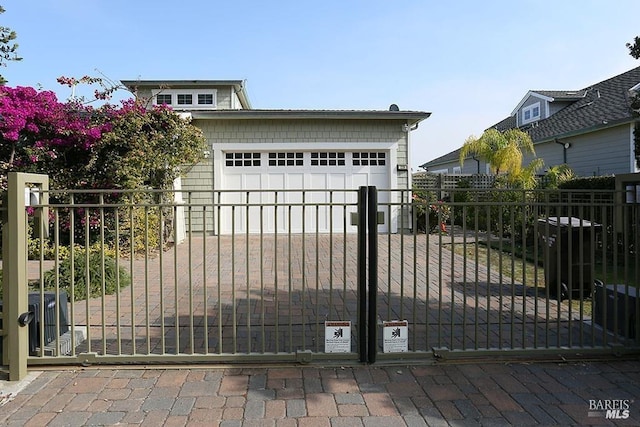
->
<box><xmin>522</xmin><ymin>102</ymin><xmax>541</xmax><ymax>124</ymax></box>
<box><xmin>453</xmin><ymin>166</ymin><xmax>462</xmax><ymax>174</ymax></box>
<box><xmin>177</xmin><ymin>94</ymin><xmax>193</xmax><ymax>105</ymax></box>
<box><xmin>269</xmin><ymin>152</ymin><xmax>303</xmax><ymax>166</ymax></box>
<box><xmin>225</xmin><ymin>152</ymin><xmax>261</xmax><ymax>167</ymax></box>
<box><xmin>311</xmin><ymin>152</ymin><xmax>346</xmax><ymax>166</ymax></box>
<box><xmin>152</xmin><ymin>89</ymin><xmax>217</xmax><ymax>109</ymax></box>
<box><xmin>352</xmin><ymin>152</ymin><xmax>386</xmax><ymax>166</ymax></box>
<box><xmin>156</xmin><ymin>94</ymin><xmax>172</xmax><ymax>105</ymax></box>
<box><xmin>198</xmin><ymin>93</ymin><xmax>214</xmax><ymax>105</ymax></box>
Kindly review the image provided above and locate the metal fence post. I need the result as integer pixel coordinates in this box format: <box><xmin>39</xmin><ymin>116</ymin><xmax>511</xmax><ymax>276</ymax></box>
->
<box><xmin>357</xmin><ymin>186</ymin><xmax>368</xmax><ymax>363</ymax></box>
<box><xmin>367</xmin><ymin>186</ymin><xmax>378</xmax><ymax>364</ymax></box>
<box><xmin>4</xmin><ymin>172</ymin><xmax>49</xmax><ymax>381</ymax></box>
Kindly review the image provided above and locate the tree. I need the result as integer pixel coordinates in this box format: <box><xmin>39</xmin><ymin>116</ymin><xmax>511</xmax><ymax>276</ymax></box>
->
<box><xmin>0</xmin><ymin>84</ymin><xmax>206</xmax><ymax>192</ymax></box>
<box><xmin>460</xmin><ymin>128</ymin><xmax>540</xmax><ymax>175</ymax></box>
<box><xmin>0</xmin><ymin>82</ymin><xmax>207</xmax><ymax>249</ymax></box>
<box><xmin>88</xmin><ymin>100</ymin><xmax>206</xmax><ymax>190</ymax></box>
<box><xmin>0</xmin><ymin>86</ymin><xmax>107</xmax><ymax>190</ymax></box>
<box><xmin>543</xmin><ymin>164</ymin><xmax>576</xmax><ymax>189</ymax></box>
<box><xmin>0</xmin><ymin>6</ymin><xmax>21</xmax><ymax>84</ymax></box>
<box><xmin>627</xmin><ymin>36</ymin><xmax>640</xmax><ymax>60</ymax></box>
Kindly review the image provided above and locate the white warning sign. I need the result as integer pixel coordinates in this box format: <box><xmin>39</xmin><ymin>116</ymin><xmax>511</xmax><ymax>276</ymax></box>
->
<box><xmin>383</xmin><ymin>320</ymin><xmax>408</xmax><ymax>353</ymax></box>
<box><xmin>325</xmin><ymin>321</ymin><xmax>351</xmax><ymax>353</ymax></box>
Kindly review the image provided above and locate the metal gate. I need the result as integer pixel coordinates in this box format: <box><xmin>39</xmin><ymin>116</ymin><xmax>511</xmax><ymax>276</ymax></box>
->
<box><xmin>2</xmin><ymin>174</ymin><xmax>639</xmax><ymax>380</ymax></box>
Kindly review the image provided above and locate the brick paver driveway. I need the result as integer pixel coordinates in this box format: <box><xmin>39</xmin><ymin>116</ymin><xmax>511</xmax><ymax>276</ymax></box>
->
<box><xmin>65</xmin><ymin>232</ymin><xmax>598</xmax><ymax>361</ymax></box>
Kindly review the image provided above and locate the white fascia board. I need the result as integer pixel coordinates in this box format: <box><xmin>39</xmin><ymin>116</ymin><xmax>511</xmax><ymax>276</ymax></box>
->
<box><xmin>214</xmin><ymin>142</ymin><xmax>398</xmax><ymax>151</ymax></box>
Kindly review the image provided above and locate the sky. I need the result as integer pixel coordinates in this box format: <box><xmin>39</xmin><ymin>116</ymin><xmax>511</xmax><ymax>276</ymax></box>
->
<box><xmin>1</xmin><ymin>0</ymin><xmax>638</xmax><ymax>170</ymax></box>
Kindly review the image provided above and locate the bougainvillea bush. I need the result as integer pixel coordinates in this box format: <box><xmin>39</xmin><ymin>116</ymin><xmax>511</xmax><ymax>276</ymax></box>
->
<box><xmin>0</xmin><ymin>85</ymin><xmax>108</xmax><ymax>190</ymax></box>
<box><xmin>0</xmin><ymin>81</ymin><xmax>206</xmax><ymax>252</ymax></box>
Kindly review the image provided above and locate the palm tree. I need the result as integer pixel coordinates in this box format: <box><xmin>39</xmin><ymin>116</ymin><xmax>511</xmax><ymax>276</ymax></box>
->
<box><xmin>460</xmin><ymin>128</ymin><xmax>538</xmax><ymax>176</ymax></box>
<box><xmin>543</xmin><ymin>164</ymin><xmax>576</xmax><ymax>189</ymax></box>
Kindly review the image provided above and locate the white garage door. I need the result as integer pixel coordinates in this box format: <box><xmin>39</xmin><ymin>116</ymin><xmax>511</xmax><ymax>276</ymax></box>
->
<box><xmin>219</xmin><ymin>151</ymin><xmax>391</xmax><ymax>234</ymax></box>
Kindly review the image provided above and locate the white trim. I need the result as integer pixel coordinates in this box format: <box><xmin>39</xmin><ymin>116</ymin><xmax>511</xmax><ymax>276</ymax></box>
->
<box><xmin>631</xmin><ymin>123</ymin><xmax>639</xmax><ymax>173</ymax></box>
<box><xmin>214</xmin><ymin>142</ymin><xmax>397</xmax><ymax>151</ymax></box>
<box><xmin>430</xmin><ymin>168</ymin><xmax>448</xmax><ymax>174</ymax></box>
<box><xmin>543</xmin><ymin>100</ymin><xmax>551</xmax><ymax>119</ymax></box>
<box><xmin>213</xmin><ymin>141</ymin><xmax>399</xmax><ymax>194</ymax></box>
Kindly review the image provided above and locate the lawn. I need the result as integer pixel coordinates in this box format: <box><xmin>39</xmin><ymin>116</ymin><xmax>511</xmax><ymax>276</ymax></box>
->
<box><xmin>446</xmin><ymin>238</ymin><xmax>639</xmax><ymax>314</ymax></box>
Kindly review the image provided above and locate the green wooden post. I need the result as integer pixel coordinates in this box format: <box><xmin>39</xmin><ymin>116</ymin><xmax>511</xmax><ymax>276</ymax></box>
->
<box><xmin>4</xmin><ymin>172</ymin><xmax>49</xmax><ymax>381</ymax></box>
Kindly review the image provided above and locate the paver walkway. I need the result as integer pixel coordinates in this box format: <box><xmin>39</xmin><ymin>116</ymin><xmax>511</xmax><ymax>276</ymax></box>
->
<box><xmin>58</xmin><ymin>233</ymin><xmax>598</xmax><ymax>359</ymax></box>
<box><xmin>1</xmin><ymin>359</ymin><xmax>639</xmax><ymax>426</ymax></box>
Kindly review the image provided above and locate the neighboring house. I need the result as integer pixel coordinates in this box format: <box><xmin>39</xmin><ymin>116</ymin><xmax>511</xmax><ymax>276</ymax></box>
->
<box><xmin>419</xmin><ymin>66</ymin><xmax>640</xmax><ymax>177</ymax></box>
<box><xmin>121</xmin><ymin>80</ymin><xmax>430</xmax><ymax>234</ymax></box>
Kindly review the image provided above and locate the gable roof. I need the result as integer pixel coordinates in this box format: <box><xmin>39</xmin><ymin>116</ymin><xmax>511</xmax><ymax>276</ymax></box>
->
<box><xmin>509</xmin><ymin>90</ymin><xmax>587</xmax><ymax>116</ymax></box>
<box><xmin>500</xmin><ymin>66</ymin><xmax>640</xmax><ymax>142</ymax></box>
<box><xmin>421</xmin><ymin>66</ymin><xmax>640</xmax><ymax>169</ymax></box>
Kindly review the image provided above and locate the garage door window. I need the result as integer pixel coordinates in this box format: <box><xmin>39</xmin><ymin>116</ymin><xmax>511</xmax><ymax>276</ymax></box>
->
<box><xmin>225</xmin><ymin>152</ymin><xmax>261</xmax><ymax>167</ymax></box>
<box><xmin>268</xmin><ymin>152</ymin><xmax>303</xmax><ymax>166</ymax></box>
<box><xmin>353</xmin><ymin>152</ymin><xmax>386</xmax><ymax>166</ymax></box>
<box><xmin>311</xmin><ymin>152</ymin><xmax>345</xmax><ymax>166</ymax></box>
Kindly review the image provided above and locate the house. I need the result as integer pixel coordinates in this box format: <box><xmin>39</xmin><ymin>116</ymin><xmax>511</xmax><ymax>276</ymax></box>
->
<box><xmin>121</xmin><ymin>80</ymin><xmax>430</xmax><ymax>234</ymax></box>
<box><xmin>419</xmin><ymin>66</ymin><xmax>640</xmax><ymax>177</ymax></box>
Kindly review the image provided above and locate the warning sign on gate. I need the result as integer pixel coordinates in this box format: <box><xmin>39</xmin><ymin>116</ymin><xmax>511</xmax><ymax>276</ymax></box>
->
<box><xmin>325</xmin><ymin>321</ymin><xmax>351</xmax><ymax>353</ymax></box>
<box><xmin>383</xmin><ymin>320</ymin><xmax>408</xmax><ymax>353</ymax></box>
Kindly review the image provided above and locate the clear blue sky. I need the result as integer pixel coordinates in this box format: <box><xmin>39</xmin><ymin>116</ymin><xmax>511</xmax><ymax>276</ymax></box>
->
<box><xmin>2</xmin><ymin>0</ymin><xmax>638</xmax><ymax>170</ymax></box>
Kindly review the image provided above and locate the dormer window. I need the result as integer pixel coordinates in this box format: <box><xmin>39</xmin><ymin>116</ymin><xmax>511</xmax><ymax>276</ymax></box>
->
<box><xmin>177</xmin><ymin>94</ymin><xmax>193</xmax><ymax>105</ymax></box>
<box><xmin>198</xmin><ymin>94</ymin><xmax>214</xmax><ymax>105</ymax></box>
<box><xmin>152</xmin><ymin>89</ymin><xmax>217</xmax><ymax>109</ymax></box>
<box><xmin>522</xmin><ymin>102</ymin><xmax>541</xmax><ymax>125</ymax></box>
<box><xmin>156</xmin><ymin>94</ymin><xmax>172</xmax><ymax>105</ymax></box>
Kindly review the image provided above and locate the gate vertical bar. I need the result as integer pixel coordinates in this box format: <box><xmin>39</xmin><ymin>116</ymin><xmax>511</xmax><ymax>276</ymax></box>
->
<box><xmin>357</xmin><ymin>186</ymin><xmax>367</xmax><ymax>363</ymax></box>
<box><xmin>367</xmin><ymin>186</ymin><xmax>378</xmax><ymax>364</ymax></box>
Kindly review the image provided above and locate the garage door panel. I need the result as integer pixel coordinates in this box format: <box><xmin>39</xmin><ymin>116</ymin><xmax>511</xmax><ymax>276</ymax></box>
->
<box><xmin>264</xmin><ymin>173</ymin><xmax>285</xmax><ymax>233</ymax></box>
<box><xmin>220</xmin><ymin>150</ymin><xmax>392</xmax><ymax>234</ymax></box>
<box><xmin>308</xmin><ymin>174</ymin><xmax>329</xmax><ymax>231</ymax></box>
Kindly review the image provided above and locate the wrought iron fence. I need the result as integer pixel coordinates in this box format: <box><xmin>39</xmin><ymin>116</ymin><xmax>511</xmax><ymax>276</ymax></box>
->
<box><xmin>1</xmin><ymin>179</ymin><xmax>639</xmax><ymax>380</ymax></box>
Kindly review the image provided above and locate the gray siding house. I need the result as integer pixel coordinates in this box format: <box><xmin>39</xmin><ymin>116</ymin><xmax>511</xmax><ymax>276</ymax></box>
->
<box><xmin>121</xmin><ymin>80</ymin><xmax>430</xmax><ymax>234</ymax></box>
<box><xmin>420</xmin><ymin>66</ymin><xmax>640</xmax><ymax>177</ymax></box>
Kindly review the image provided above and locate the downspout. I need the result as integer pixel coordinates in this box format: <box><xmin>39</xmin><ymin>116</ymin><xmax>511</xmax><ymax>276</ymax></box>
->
<box><xmin>555</xmin><ymin>138</ymin><xmax>570</xmax><ymax>164</ymax></box>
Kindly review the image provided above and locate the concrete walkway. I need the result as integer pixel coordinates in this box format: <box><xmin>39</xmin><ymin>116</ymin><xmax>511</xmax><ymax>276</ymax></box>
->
<box><xmin>1</xmin><ymin>358</ymin><xmax>639</xmax><ymax>426</ymax></box>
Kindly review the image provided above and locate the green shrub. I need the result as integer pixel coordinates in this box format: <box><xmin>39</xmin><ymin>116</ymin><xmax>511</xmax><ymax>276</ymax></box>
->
<box><xmin>559</xmin><ymin>175</ymin><xmax>615</xmax><ymax>190</ymax></box>
<box><xmin>43</xmin><ymin>251</ymin><xmax>130</xmax><ymax>301</ymax></box>
<box><xmin>413</xmin><ymin>189</ymin><xmax>451</xmax><ymax>233</ymax></box>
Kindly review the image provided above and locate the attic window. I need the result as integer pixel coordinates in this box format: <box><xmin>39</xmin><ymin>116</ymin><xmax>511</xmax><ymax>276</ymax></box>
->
<box><xmin>157</xmin><ymin>94</ymin><xmax>172</xmax><ymax>105</ymax></box>
<box><xmin>177</xmin><ymin>94</ymin><xmax>193</xmax><ymax>105</ymax></box>
<box><xmin>152</xmin><ymin>89</ymin><xmax>217</xmax><ymax>109</ymax></box>
<box><xmin>522</xmin><ymin>102</ymin><xmax>541</xmax><ymax>125</ymax></box>
<box><xmin>198</xmin><ymin>94</ymin><xmax>214</xmax><ymax>105</ymax></box>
